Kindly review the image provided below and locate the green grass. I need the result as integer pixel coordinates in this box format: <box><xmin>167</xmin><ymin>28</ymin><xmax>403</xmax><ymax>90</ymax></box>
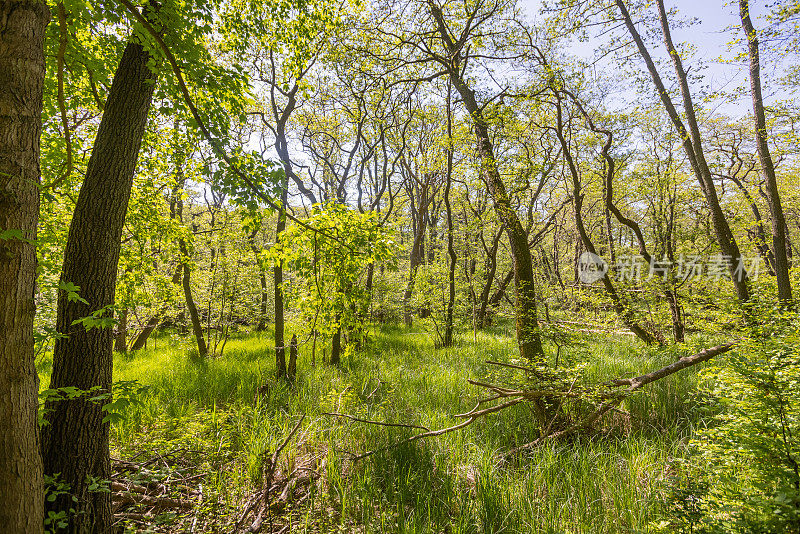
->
<box><xmin>38</xmin><ymin>323</ymin><xmax>712</xmax><ymax>533</ymax></box>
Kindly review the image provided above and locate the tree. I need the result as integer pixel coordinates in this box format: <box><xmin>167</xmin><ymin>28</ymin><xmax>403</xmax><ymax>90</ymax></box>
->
<box><xmin>442</xmin><ymin>82</ymin><xmax>457</xmax><ymax>347</ymax></box>
<box><xmin>739</xmin><ymin>0</ymin><xmax>792</xmax><ymax>303</ymax></box>
<box><xmin>549</xmin><ymin>85</ymin><xmax>662</xmax><ymax>345</ymax></box>
<box><xmin>425</xmin><ymin>0</ymin><xmax>545</xmax><ymax>362</ymax></box>
<box><xmin>41</xmin><ymin>12</ymin><xmax>160</xmax><ymax>530</ymax></box>
<box><xmin>610</xmin><ymin>0</ymin><xmax>751</xmax><ymax>301</ymax></box>
<box><xmin>0</xmin><ymin>2</ymin><xmax>49</xmax><ymax>532</ymax></box>
<box><xmin>272</xmin><ymin>203</ymin><xmax>394</xmax><ymax>365</ymax></box>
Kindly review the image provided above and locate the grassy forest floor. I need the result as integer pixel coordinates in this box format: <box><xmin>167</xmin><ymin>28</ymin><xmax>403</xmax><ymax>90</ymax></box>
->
<box><xmin>38</xmin><ymin>323</ymin><xmax>717</xmax><ymax>533</ymax></box>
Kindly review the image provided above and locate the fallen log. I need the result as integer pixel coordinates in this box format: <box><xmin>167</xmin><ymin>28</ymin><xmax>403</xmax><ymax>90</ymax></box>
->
<box><xmin>339</xmin><ymin>340</ymin><xmax>738</xmax><ymax>461</ymax></box>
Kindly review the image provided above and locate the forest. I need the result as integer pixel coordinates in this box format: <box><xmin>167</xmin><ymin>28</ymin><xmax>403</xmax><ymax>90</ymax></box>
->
<box><xmin>1</xmin><ymin>0</ymin><xmax>799</xmax><ymax>532</ymax></box>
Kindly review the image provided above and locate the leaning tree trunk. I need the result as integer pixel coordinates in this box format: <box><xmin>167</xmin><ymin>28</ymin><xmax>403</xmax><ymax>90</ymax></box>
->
<box><xmin>447</xmin><ymin>78</ymin><xmax>544</xmax><ymax>362</ymax></box>
<box><xmin>554</xmin><ymin>93</ymin><xmax>661</xmax><ymax>346</ymax></box>
<box><xmin>565</xmin><ymin>90</ymin><xmax>681</xmax><ymax>342</ymax></box>
<box><xmin>173</xmin><ymin>180</ymin><xmax>208</xmax><ymax>358</ymax></box>
<box><xmin>616</xmin><ymin>0</ymin><xmax>750</xmax><ymax>301</ymax></box>
<box><xmin>41</xmin><ymin>31</ymin><xmax>158</xmax><ymax>533</ymax></box>
<box><xmin>0</xmin><ymin>2</ymin><xmax>49</xmax><ymax>532</ymax></box>
<box><xmin>129</xmin><ymin>263</ymin><xmax>181</xmax><ymax>351</ymax></box>
<box><xmin>180</xmin><ymin>237</ymin><xmax>208</xmax><ymax>358</ymax></box>
<box><xmin>428</xmin><ymin>2</ymin><xmax>544</xmax><ymax>363</ymax></box>
<box><xmin>740</xmin><ymin>0</ymin><xmax>792</xmax><ymax>303</ymax></box>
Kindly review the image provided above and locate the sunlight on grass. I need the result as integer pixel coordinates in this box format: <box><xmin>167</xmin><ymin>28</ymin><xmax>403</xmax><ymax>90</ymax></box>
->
<box><xmin>36</xmin><ymin>323</ymin><xmax>713</xmax><ymax>533</ymax></box>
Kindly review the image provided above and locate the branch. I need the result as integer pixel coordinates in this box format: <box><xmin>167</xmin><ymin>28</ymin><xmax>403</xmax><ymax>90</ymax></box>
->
<box><xmin>323</xmin><ymin>412</ymin><xmax>431</xmax><ymax>432</ymax></box>
<box><xmin>342</xmin><ymin>341</ymin><xmax>738</xmax><ymax>462</ymax></box>
<box><xmin>115</xmin><ymin>0</ymin><xmax>357</xmax><ymax>251</ymax></box>
<box><xmin>608</xmin><ymin>341</ymin><xmax>737</xmax><ymax>389</ymax></box>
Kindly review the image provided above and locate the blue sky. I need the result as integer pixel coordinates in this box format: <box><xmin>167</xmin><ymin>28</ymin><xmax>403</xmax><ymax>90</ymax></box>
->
<box><xmin>517</xmin><ymin>0</ymin><xmax>785</xmax><ymax>115</ymax></box>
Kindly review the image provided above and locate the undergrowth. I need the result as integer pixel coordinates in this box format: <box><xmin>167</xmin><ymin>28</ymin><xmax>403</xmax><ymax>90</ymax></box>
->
<box><xmin>38</xmin><ymin>323</ymin><xmax>713</xmax><ymax>533</ymax></box>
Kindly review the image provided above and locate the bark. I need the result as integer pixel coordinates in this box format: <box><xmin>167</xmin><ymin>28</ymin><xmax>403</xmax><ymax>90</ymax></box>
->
<box><xmin>42</xmin><ymin>25</ymin><xmax>159</xmax><ymax>533</ymax></box>
<box><xmin>0</xmin><ymin>2</ymin><xmax>49</xmax><ymax>531</ymax></box>
<box><xmin>740</xmin><ymin>0</ymin><xmax>792</xmax><ymax>302</ymax></box>
<box><xmin>476</xmin><ymin>227</ymin><xmax>503</xmax><ymax>328</ymax></box>
<box><xmin>180</xmin><ymin>238</ymin><xmax>207</xmax><ymax>358</ymax></box>
<box><xmin>288</xmin><ymin>334</ymin><xmax>298</xmax><ymax>380</ymax></box>
<box><xmin>616</xmin><ymin>0</ymin><xmax>750</xmax><ymax>301</ymax></box>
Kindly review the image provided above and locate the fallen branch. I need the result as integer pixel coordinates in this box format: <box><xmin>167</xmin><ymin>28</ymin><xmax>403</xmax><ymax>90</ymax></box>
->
<box><xmin>323</xmin><ymin>412</ymin><xmax>431</xmax><ymax>432</ymax></box>
<box><xmin>238</xmin><ymin>414</ymin><xmax>306</xmax><ymax>533</ymax></box>
<box><xmin>506</xmin><ymin>341</ymin><xmax>738</xmax><ymax>456</ymax></box>
<box><xmin>608</xmin><ymin>341</ymin><xmax>737</xmax><ymax>389</ymax></box>
<box><xmin>343</xmin><ymin>340</ymin><xmax>738</xmax><ymax>461</ymax></box>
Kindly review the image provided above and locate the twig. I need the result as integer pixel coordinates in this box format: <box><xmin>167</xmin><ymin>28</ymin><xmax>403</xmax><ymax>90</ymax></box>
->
<box><xmin>323</xmin><ymin>412</ymin><xmax>430</xmax><ymax>432</ymax></box>
<box><xmin>241</xmin><ymin>414</ymin><xmax>305</xmax><ymax>533</ymax></box>
<box><xmin>485</xmin><ymin>360</ymin><xmax>537</xmax><ymax>373</ymax></box>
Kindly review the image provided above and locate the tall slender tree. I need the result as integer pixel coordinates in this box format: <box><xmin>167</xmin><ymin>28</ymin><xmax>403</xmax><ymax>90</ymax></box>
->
<box><xmin>41</xmin><ymin>11</ymin><xmax>160</xmax><ymax>530</ymax></box>
<box><xmin>739</xmin><ymin>0</ymin><xmax>792</xmax><ymax>303</ymax></box>
<box><xmin>0</xmin><ymin>2</ymin><xmax>49</xmax><ymax>532</ymax></box>
<box><xmin>614</xmin><ymin>0</ymin><xmax>751</xmax><ymax>301</ymax></box>
<box><xmin>427</xmin><ymin>0</ymin><xmax>545</xmax><ymax>361</ymax></box>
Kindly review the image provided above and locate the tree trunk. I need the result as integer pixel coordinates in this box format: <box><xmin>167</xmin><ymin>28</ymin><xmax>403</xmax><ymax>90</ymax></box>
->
<box><xmin>441</xmin><ymin>62</ymin><xmax>544</xmax><ymax>362</ymax></box>
<box><xmin>443</xmin><ymin>83</ymin><xmax>456</xmax><ymax>347</ymax></box>
<box><xmin>665</xmin><ymin>289</ymin><xmax>685</xmax><ymax>343</ymax></box>
<box><xmin>477</xmin><ymin>228</ymin><xmax>503</xmax><ymax>328</ymax></box>
<box><xmin>363</xmin><ymin>261</ymin><xmax>375</xmax><ymax>321</ymax></box>
<box><xmin>42</xmin><ymin>28</ymin><xmax>158</xmax><ymax>533</ymax></box>
<box><xmin>616</xmin><ymin>0</ymin><xmax>750</xmax><ymax>301</ymax></box>
<box><xmin>131</xmin><ymin>314</ymin><xmax>159</xmax><ymax>351</ymax></box>
<box><xmin>130</xmin><ymin>263</ymin><xmax>181</xmax><ymax>351</ymax></box>
<box><xmin>563</xmin><ymin>89</ymin><xmax>677</xmax><ymax>343</ymax></box>
<box><xmin>181</xmin><ymin>238</ymin><xmax>208</xmax><ymax>358</ymax></box>
<box><xmin>740</xmin><ymin>0</ymin><xmax>792</xmax><ymax>303</ymax></box>
<box><xmin>248</xmin><ymin>228</ymin><xmax>269</xmax><ymax>331</ymax></box>
<box><xmin>728</xmin><ymin>174</ymin><xmax>776</xmax><ymax>275</ymax></box>
<box><xmin>274</xmin><ymin>175</ymin><xmax>288</xmax><ymax>378</ymax></box>
<box><xmin>553</xmin><ymin>92</ymin><xmax>661</xmax><ymax>345</ymax></box>
<box><xmin>330</xmin><ymin>325</ymin><xmax>341</xmax><ymax>365</ymax></box>
<box><xmin>403</xmin><ymin>202</ymin><xmax>427</xmax><ymax>327</ymax></box>
<box><xmin>288</xmin><ymin>334</ymin><xmax>298</xmax><ymax>380</ymax></box>
<box><xmin>0</xmin><ymin>2</ymin><xmax>49</xmax><ymax>531</ymax></box>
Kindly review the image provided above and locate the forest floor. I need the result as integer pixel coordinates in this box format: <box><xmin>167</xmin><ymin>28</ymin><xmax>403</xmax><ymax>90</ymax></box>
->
<box><xmin>38</xmin><ymin>322</ymin><xmax>716</xmax><ymax>533</ymax></box>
